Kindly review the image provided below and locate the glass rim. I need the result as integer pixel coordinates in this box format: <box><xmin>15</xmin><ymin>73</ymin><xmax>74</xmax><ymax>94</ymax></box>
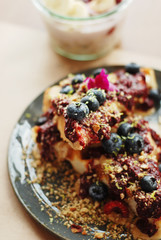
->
<box><xmin>32</xmin><ymin>0</ymin><xmax>133</xmax><ymax>21</ymax></box>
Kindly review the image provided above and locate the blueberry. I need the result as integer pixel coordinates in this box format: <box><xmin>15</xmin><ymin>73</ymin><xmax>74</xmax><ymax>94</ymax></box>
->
<box><xmin>71</xmin><ymin>74</ymin><xmax>84</xmax><ymax>85</ymax></box>
<box><xmin>125</xmin><ymin>133</ymin><xmax>144</xmax><ymax>154</ymax></box>
<box><xmin>117</xmin><ymin>122</ymin><xmax>134</xmax><ymax>137</ymax></box>
<box><xmin>87</xmin><ymin>89</ymin><xmax>106</xmax><ymax>105</ymax></box>
<box><xmin>159</xmin><ymin>163</ymin><xmax>161</xmax><ymax>172</ymax></box>
<box><xmin>149</xmin><ymin>89</ymin><xmax>161</xmax><ymax>102</ymax></box>
<box><xmin>125</xmin><ymin>63</ymin><xmax>140</xmax><ymax>74</ymax></box>
<box><xmin>89</xmin><ymin>182</ymin><xmax>108</xmax><ymax>201</ymax></box>
<box><xmin>140</xmin><ymin>175</ymin><xmax>157</xmax><ymax>192</ymax></box>
<box><xmin>81</xmin><ymin>95</ymin><xmax>100</xmax><ymax>112</ymax></box>
<box><xmin>60</xmin><ymin>85</ymin><xmax>75</xmax><ymax>95</ymax></box>
<box><xmin>102</xmin><ymin>133</ymin><xmax>123</xmax><ymax>155</ymax></box>
<box><xmin>67</xmin><ymin>102</ymin><xmax>89</xmax><ymax>121</ymax></box>
<box><xmin>35</xmin><ymin>116</ymin><xmax>48</xmax><ymax>126</ymax></box>
<box><xmin>92</xmin><ymin>68</ymin><xmax>108</xmax><ymax>78</ymax></box>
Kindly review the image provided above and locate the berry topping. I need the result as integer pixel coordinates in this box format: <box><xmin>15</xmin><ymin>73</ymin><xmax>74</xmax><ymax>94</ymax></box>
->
<box><xmin>140</xmin><ymin>175</ymin><xmax>157</xmax><ymax>193</ymax></box>
<box><xmin>92</xmin><ymin>68</ymin><xmax>108</xmax><ymax>78</ymax></box>
<box><xmin>71</xmin><ymin>74</ymin><xmax>84</xmax><ymax>85</ymax></box>
<box><xmin>102</xmin><ymin>133</ymin><xmax>123</xmax><ymax>155</ymax></box>
<box><xmin>81</xmin><ymin>95</ymin><xmax>100</xmax><ymax>112</ymax></box>
<box><xmin>125</xmin><ymin>133</ymin><xmax>144</xmax><ymax>154</ymax></box>
<box><xmin>159</xmin><ymin>163</ymin><xmax>161</xmax><ymax>172</ymax></box>
<box><xmin>89</xmin><ymin>182</ymin><xmax>108</xmax><ymax>201</ymax></box>
<box><xmin>136</xmin><ymin>218</ymin><xmax>157</xmax><ymax>237</ymax></box>
<box><xmin>116</xmin><ymin>0</ymin><xmax>122</xmax><ymax>3</ymax></box>
<box><xmin>125</xmin><ymin>63</ymin><xmax>140</xmax><ymax>74</ymax></box>
<box><xmin>35</xmin><ymin>116</ymin><xmax>48</xmax><ymax>126</ymax></box>
<box><xmin>104</xmin><ymin>201</ymin><xmax>129</xmax><ymax>218</ymax></box>
<box><xmin>87</xmin><ymin>89</ymin><xmax>106</xmax><ymax>105</ymax></box>
<box><xmin>60</xmin><ymin>85</ymin><xmax>75</xmax><ymax>95</ymax></box>
<box><xmin>67</xmin><ymin>102</ymin><xmax>89</xmax><ymax>121</ymax></box>
<box><xmin>117</xmin><ymin>122</ymin><xmax>134</xmax><ymax>137</ymax></box>
<box><xmin>149</xmin><ymin>89</ymin><xmax>161</xmax><ymax>103</ymax></box>
<box><xmin>71</xmin><ymin>224</ymin><xmax>83</xmax><ymax>233</ymax></box>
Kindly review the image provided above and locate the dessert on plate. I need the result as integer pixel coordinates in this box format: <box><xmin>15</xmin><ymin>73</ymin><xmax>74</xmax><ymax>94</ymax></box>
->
<box><xmin>32</xmin><ymin>63</ymin><xmax>161</xmax><ymax>239</ymax></box>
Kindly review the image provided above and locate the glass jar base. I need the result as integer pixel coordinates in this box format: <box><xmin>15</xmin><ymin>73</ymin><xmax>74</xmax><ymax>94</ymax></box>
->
<box><xmin>53</xmin><ymin>46</ymin><xmax>114</xmax><ymax>61</ymax></box>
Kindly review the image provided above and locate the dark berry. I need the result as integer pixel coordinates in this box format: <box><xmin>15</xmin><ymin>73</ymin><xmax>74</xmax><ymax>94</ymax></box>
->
<box><xmin>82</xmin><ymin>0</ymin><xmax>92</xmax><ymax>3</ymax></box>
<box><xmin>125</xmin><ymin>63</ymin><xmax>140</xmax><ymax>74</ymax></box>
<box><xmin>140</xmin><ymin>175</ymin><xmax>157</xmax><ymax>193</ymax></box>
<box><xmin>125</xmin><ymin>133</ymin><xmax>144</xmax><ymax>154</ymax></box>
<box><xmin>149</xmin><ymin>89</ymin><xmax>161</xmax><ymax>103</ymax></box>
<box><xmin>159</xmin><ymin>163</ymin><xmax>161</xmax><ymax>172</ymax></box>
<box><xmin>67</xmin><ymin>102</ymin><xmax>89</xmax><ymax>121</ymax></box>
<box><xmin>71</xmin><ymin>74</ymin><xmax>84</xmax><ymax>85</ymax></box>
<box><xmin>87</xmin><ymin>89</ymin><xmax>106</xmax><ymax>105</ymax></box>
<box><xmin>92</xmin><ymin>68</ymin><xmax>108</xmax><ymax>78</ymax></box>
<box><xmin>102</xmin><ymin>133</ymin><xmax>123</xmax><ymax>155</ymax></box>
<box><xmin>117</xmin><ymin>122</ymin><xmax>134</xmax><ymax>137</ymax></box>
<box><xmin>81</xmin><ymin>95</ymin><xmax>99</xmax><ymax>111</ymax></box>
<box><xmin>89</xmin><ymin>182</ymin><xmax>108</xmax><ymax>201</ymax></box>
<box><xmin>136</xmin><ymin>218</ymin><xmax>157</xmax><ymax>237</ymax></box>
<box><xmin>71</xmin><ymin>224</ymin><xmax>82</xmax><ymax>233</ymax></box>
<box><xmin>35</xmin><ymin>116</ymin><xmax>48</xmax><ymax>126</ymax></box>
<box><xmin>60</xmin><ymin>85</ymin><xmax>75</xmax><ymax>95</ymax></box>
<box><xmin>116</xmin><ymin>0</ymin><xmax>122</xmax><ymax>3</ymax></box>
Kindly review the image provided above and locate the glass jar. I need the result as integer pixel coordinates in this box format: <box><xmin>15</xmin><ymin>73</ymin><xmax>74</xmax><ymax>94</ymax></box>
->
<box><xmin>32</xmin><ymin>0</ymin><xmax>133</xmax><ymax>61</ymax></box>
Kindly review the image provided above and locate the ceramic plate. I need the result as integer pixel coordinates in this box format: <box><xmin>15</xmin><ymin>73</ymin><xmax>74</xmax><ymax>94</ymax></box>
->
<box><xmin>8</xmin><ymin>66</ymin><xmax>161</xmax><ymax>240</ymax></box>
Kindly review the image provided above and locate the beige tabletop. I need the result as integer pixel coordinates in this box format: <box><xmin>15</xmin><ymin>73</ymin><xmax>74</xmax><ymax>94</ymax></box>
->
<box><xmin>1</xmin><ymin>0</ymin><xmax>161</xmax><ymax>240</ymax></box>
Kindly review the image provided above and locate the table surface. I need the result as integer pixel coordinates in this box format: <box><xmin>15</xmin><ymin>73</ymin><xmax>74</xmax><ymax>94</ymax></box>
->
<box><xmin>1</xmin><ymin>0</ymin><xmax>161</xmax><ymax>57</ymax></box>
<box><xmin>1</xmin><ymin>0</ymin><xmax>161</xmax><ymax>239</ymax></box>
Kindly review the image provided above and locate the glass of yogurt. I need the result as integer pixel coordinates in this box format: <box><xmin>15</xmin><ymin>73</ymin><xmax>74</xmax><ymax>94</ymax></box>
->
<box><xmin>32</xmin><ymin>0</ymin><xmax>133</xmax><ymax>61</ymax></box>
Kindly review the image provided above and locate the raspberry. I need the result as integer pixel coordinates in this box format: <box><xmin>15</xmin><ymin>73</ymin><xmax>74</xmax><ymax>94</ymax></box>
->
<box><xmin>116</xmin><ymin>0</ymin><xmax>122</xmax><ymax>3</ymax></box>
<box><xmin>104</xmin><ymin>201</ymin><xmax>129</xmax><ymax>218</ymax></box>
<box><xmin>71</xmin><ymin>224</ymin><xmax>83</xmax><ymax>233</ymax></box>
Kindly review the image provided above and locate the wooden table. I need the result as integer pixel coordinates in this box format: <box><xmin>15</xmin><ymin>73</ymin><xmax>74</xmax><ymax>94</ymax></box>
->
<box><xmin>1</xmin><ymin>0</ymin><xmax>161</xmax><ymax>239</ymax></box>
<box><xmin>1</xmin><ymin>0</ymin><xmax>161</xmax><ymax>57</ymax></box>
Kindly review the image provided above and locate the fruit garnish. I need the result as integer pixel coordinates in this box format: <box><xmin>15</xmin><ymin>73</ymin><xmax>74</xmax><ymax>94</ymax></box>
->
<box><xmin>102</xmin><ymin>133</ymin><xmax>123</xmax><ymax>155</ymax></box>
<box><xmin>159</xmin><ymin>163</ymin><xmax>161</xmax><ymax>172</ymax></box>
<box><xmin>136</xmin><ymin>218</ymin><xmax>157</xmax><ymax>237</ymax></box>
<box><xmin>149</xmin><ymin>89</ymin><xmax>161</xmax><ymax>103</ymax></box>
<box><xmin>81</xmin><ymin>95</ymin><xmax>100</xmax><ymax>111</ymax></box>
<box><xmin>71</xmin><ymin>74</ymin><xmax>84</xmax><ymax>85</ymax></box>
<box><xmin>104</xmin><ymin>200</ymin><xmax>129</xmax><ymax>217</ymax></box>
<box><xmin>125</xmin><ymin>133</ymin><xmax>144</xmax><ymax>154</ymax></box>
<box><xmin>116</xmin><ymin>0</ymin><xmax>122</xmax><ymax>3</ymax></box>
<box><xmin>67</xmin><ymin>102</ymin><xmax>89</xmax><ymax>120</ymax></box>
<box><xmin>35</xmin><ymin>116</ymin><xmax>48</xmax><ymax>126</ymax></box>
<box><xmin>125</xmin><ymin>63</ymin><xmax>140</xmax><ymax>75</ymax></box>
<box><xmin>60</xmin><ymin>85</ymin><xmax>75</xmax><ymax>95</ymax></box>
<box><xmin>84</xmin><ymin>69</ymin><xmax>118</xmax><ymax>91</ymax></box>
<box><xmin>140</xmin><ymin>175</ymin><xmax>157</xmax><ymax>193</ymax></box>
<box><xmin>89</xmin><ymin>182</ymin><xmax>108</xmax><ymax>201</ymax></box>
<box><xmin>71</xmin><ymin>224</ymin><xmax>83</xmax><ymax>233</ymax></box>
<box><xmin>117</xmin><ymin>122</ymin><xmax>134</xmax><ymax>137</ymax></box>
<box><xmin>92</xmin><ymin>68</ymin><xmax>108</xmax><ymax>78</ymax></box>
<box><xmin>87</xmin><ymin>88</ymin><xmax>106</xmax><ymax>105</ymax></box>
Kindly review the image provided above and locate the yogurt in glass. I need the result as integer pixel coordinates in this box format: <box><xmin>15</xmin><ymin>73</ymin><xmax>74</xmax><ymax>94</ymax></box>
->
<box><xmin>32</xmin><ymin>0</ymin><xmax>133</xmax><ymax>60</ymax></box>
